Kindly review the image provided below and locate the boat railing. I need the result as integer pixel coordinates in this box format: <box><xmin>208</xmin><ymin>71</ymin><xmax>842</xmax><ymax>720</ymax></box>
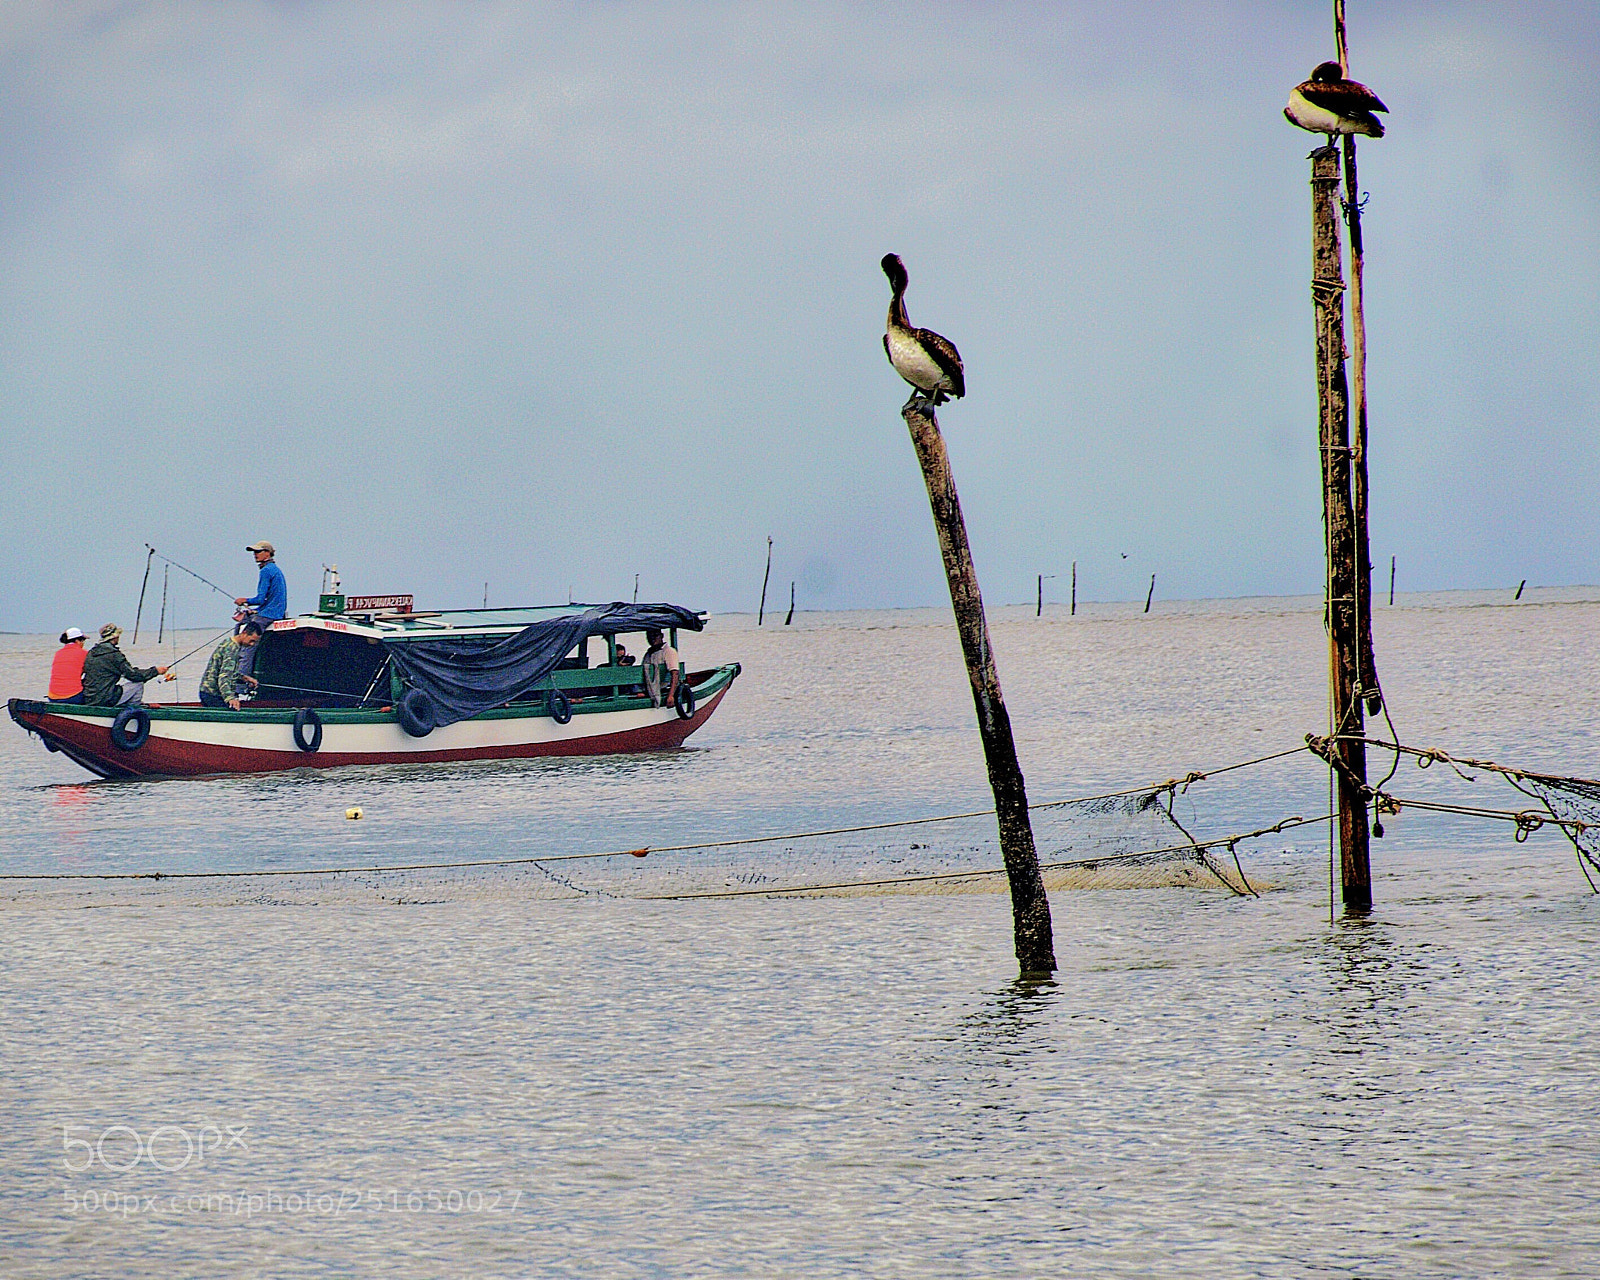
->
<box><xmin>522</xmin><ymin>660</ymin><xmax>697</xmax><ymax>704</ymax></box>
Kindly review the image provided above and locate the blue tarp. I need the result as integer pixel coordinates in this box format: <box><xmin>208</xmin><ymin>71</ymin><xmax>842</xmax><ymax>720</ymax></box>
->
<box><xmin>384</xmin><ymin>602</ymin><xmax>704</xmax><ymax>728</ymax></box>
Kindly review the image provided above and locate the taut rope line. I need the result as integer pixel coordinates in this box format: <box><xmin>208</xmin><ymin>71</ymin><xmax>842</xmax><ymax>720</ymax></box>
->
<box><xmin>2</xmin><ymin>743</ymin><xmax>1317</xmax><ymax>883</ymax></box>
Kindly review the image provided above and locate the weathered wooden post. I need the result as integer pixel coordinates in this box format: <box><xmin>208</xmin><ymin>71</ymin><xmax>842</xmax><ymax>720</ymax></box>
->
<box><xmin>757</xmin><ymin>535</ymin><xmax>773</xmax><ymax>625</ymax></box>
<box><xmin>785</xmin><ymin>581</ymin><xmax>795</xmax><ymax>625</ymax></box>
<box><xmin>901</xmin><ymin>398</ymin><xmax>1057</xmax><ymax>976</ymax></box>
<box><xmin>1035</xmin><ymin>573</ymin><xmax>1054</xmax><ymax>617</ymax></box>
<box><xmin>1071</xmin><ymin>560</ymin><xmax>1077</xmax><ymax>615</ymax></box>
<box><xmin>1310</xmin><ymin>143</ymin><xmax>1372</xmax><ymax>911</ymax></box>
<box><xmin>1144</xmin><ymin>573</ymin><xmax>1156</xmax><ymax>614</ymax></box>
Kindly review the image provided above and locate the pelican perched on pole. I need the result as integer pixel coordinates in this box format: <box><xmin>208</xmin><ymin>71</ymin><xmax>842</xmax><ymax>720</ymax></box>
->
<box><xmin>1284</xmin><ymin>61</ymin><xmax>1388</xmax><ymax>142</ymax></box>
<box><xmin>881</xmin><ymin>254</ymin><xmax>965</xmax><ymax>408</ymax></box>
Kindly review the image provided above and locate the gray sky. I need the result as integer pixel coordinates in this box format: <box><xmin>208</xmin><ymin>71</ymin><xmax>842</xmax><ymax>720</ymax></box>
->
<box><xmin>2</xmin><ymin>1</ymin><xmax>1596</xmax><ymax>632</ymax></box>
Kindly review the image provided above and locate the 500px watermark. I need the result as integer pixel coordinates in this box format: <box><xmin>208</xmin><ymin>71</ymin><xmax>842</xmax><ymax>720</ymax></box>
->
<box><xmin>64</xmin><ymin>1187</ymin><xmax>524</xmax><ymax>1218</ymax></box>
<box><xmin>62</xmin><ymin>1124</ymin><xmax>248</xmax><ymax>1173</ymax></box>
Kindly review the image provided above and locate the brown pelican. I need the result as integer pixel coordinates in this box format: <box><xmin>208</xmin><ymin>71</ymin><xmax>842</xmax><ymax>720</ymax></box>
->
<box><xmin>1284</xmin><ymin>61</ymin><xmax>1388</xmax><ymax>141</ymax></box>
<box><xmin>881</xmin><ymin>253</ymin><xmax>965</xmax><ymax>408</ymax></box>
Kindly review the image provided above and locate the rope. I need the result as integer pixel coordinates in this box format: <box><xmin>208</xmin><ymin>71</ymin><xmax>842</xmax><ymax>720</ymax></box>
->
<box><xmin>1</xmin><ymin>743</ymin><xmax>1317</xmax><ymax>884</ymax></box>
<box><xmin>634</xmin><ymin>813</ymin><xmax>1327</xmax><ymax>901</ymax></box>
<box><xmin>1344</xmin><ymin>736</ymin><xmax>1596</xmax><ymax>787</ymax></box>
<box><xmin>1032</xmin><ymin>745</ymin><xmax>1309</xmax><ymax>812</ymax></box>
<box><xmin>1369</xmin><ymin>795</ymin><xmax>1584</xmax><ymax>837</ymax></box>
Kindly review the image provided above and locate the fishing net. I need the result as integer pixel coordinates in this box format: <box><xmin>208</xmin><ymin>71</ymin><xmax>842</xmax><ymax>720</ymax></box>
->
<box><xmin>1507</xmin><ymin>773</ymin><xmax>1600</xmax><ymax>889</ymax></box>
<box><xmin>2</xmin><ymin>786</ymin><xmax>1281</xmax><ymax>909</ymax></box>
<box><xmin>1338</xmin><ymin>735</ymin><xmax>1600</xmax><ymax>893</ymax></box>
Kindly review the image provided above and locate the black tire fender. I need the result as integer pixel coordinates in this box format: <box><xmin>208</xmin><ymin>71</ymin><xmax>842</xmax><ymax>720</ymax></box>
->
<box><xmin>292</xmin><ymin>707</ymin><xmax>323</xmax><ymax>753</ymax></box>
<box><xmin>547</xmin><ymin>687</ymin><xmax>573</xmax><ymax>725</ymax></box>
<box><xmin>110</xmin><ymin>705</ymin><xmax>151</xmax><ymax>751</ymax></box>
<box><xmin>674</xmin><ymin>682</ymin><xmax>696</xmax><ymax>721</ymax></box>
<box><xmin>396</xmin><ymin>688</ymin><xmax>435</xmax><ymax>738</ymax></box>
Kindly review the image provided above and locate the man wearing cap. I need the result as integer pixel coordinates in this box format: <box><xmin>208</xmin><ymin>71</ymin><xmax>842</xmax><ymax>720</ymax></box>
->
<box><xmin>48</xmin><ymin>627</ymin><xmax>89</xmax><ymax>703</ymax></box>
<box><xmin>198</xmin><ymin>622</ymin><xmax>261</xmax><ymax>710</ymax></box>
<box><xmin>81</xmin><ymin>624</ymin><xmax>169</xmax><ymax>707</ymax></box>
<box><xmin>234</xmin><ymin>541</ymin><xmax>287</xmax><ymax>687</ymax></box>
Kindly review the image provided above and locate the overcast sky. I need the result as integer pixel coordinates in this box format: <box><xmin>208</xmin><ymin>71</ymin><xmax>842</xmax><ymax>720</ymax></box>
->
<box><xmin>2</xmin><ymin>1</ymin><xmax>1596</xmax><ymax>632</ymax></box>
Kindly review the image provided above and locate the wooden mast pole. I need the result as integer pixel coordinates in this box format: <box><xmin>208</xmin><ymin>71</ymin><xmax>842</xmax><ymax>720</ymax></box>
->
<box><xmin>901</xmin><ymin>397</ymin><xmax>1057</xmax><ymax>976</ymax></box>
<box><xmin>1311</xmin><ymin>144</ymin><xmax>1372</xmax><ymax>912</ymax></box>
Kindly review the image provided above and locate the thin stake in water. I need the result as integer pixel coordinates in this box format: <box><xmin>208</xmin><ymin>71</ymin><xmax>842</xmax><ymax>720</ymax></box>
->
<box><xmin>758</xmin><ymin>536</ymin><xmax>773</xmax><ymax>625</ymax></box>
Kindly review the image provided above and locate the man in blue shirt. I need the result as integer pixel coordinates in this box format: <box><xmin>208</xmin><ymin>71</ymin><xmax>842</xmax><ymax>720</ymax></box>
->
<box><xmin>234</xmin><ymin>541</ymin><xmax>287</xmax><ymax>688</ymax></box>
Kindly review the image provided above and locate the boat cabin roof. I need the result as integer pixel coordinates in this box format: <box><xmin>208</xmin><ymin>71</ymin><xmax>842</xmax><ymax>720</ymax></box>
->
<box><xmin>267</xmin><ymin>603</ymin><xmax>701</xmax><ymax>644</ymax></box>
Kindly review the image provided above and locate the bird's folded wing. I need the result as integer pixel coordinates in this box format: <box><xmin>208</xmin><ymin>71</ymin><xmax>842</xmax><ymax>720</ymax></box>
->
<box><xmin>1298</xmin><ymin>80</ymin><xmax>1388</xmax><ymax>115</ymax></box>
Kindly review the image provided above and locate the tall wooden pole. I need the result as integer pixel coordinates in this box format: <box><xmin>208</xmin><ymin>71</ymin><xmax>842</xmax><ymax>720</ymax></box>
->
<box><xmin>1311</xmin><ymin>145</ymin><xmax>1372</xmax><ymax>911</ymax></box>
<box><xmin>757</xmin><ymin>536</ymin><xmax>773</xmax><ymax>625</ymax></box>
<box><xmin>902</xmin><ymin>398</ymin><xmax>1057</xmax><ymax>976</ymax></box>
<box><xmin>1070</xmin><ymin>560</ymin><xmax>1076</xmax><ymax>615</ymax></box>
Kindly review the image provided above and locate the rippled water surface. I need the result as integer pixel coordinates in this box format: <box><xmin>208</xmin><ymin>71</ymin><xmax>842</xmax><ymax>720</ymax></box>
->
<box><xmin>4</xmin><ymin>592</ymin><xmax>1599</xmax><ymax>1276</ymax></box>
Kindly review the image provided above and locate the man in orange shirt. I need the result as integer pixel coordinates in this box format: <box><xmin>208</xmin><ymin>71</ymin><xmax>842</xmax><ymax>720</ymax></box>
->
<box><xmin>48</xmin><ymin>627</ymin><xmax>88</xmax><ymax>703</ymax></box>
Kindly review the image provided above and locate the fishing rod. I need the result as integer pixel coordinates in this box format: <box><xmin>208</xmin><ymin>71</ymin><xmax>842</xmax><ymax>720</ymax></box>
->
<box><xmin>132</xmin><ymin>547</ymin><xmax>155</xmax><ymax>643</ymax></box>
<box><xmin>144</xmin><ymin>544</ymin><xmax>233</xmax><ymax>599</ymax></box>
<box><xmin>166</xmin><ymin>625</ymin><xmax>238</xmax><ymax>669</ymax></box>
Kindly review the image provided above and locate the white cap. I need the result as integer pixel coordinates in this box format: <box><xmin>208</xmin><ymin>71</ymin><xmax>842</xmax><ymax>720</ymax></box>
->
<box><xmin>62</xmin><ymin>626</ymin><xmax>85</xmax><ymax>641</ymax></box>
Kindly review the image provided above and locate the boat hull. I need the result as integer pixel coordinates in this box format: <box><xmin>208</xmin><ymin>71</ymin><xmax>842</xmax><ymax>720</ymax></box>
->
<box><xmin>8</xmin><ymin>667</ymin><xmax>738</xmax><ymax>780</ymax></box>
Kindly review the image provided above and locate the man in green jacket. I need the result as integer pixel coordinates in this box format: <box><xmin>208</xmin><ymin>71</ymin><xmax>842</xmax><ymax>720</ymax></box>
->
<box><xmin>81</xmin><ymin>623</ymin><xmax>169</xmax><ymax>706</ymax></box>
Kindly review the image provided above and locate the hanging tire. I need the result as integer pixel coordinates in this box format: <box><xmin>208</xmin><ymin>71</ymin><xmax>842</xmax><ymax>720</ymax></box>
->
<box><xmin>292</xmin><ymin>708</ymin><xmax>323</xmax><ymax>753</ymax></box>
<box><xmin>396</xmin><ymin>688</ymin><xmax>435</xmax><ymax>737</ymax></box>
<box><xmin>547</xmin><ymin>688</ymin><xmax>572</xmax><ymax>724</ymax></box>
<box><xmin>110</xmin><ymin>705</ymin><xmax>151</xmax><ymax>751</ymax></box>
<box><xmin>674</xmin><ymin>682</ymin><xmax>696</xmax><ymax>720</ymax></box>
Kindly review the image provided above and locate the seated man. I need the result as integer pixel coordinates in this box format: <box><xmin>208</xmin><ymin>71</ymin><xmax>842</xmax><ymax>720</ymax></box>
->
<box><xmin>81</xmin><ymin>624</ymin><xmax>169</xmax><ymax>707</ymax></box>
<box><xmin>48</xmin><ymin>626</ymin><xmax>89</xmax><ymax>703</ymax></box>
<box><xmin>615</xmin><ymin>642</ymin><xmax>635</xmax><ymax>666</ymax></box>
<box><xmin>641</xmin><ymin>627</ymin><xmax>680</xmax><ymax>708</ymax></box>
<box><xmin>199</xmin><ymin>623</ymin><xmax>261</xmax><ymax>709</ymax></box>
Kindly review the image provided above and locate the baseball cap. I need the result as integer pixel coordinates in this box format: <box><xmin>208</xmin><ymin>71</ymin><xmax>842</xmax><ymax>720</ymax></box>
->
<box><xmin>246</xmin><ymin>541</ymin><xmax>275</xmax><ymax>555</ymax></box>
<box><xmin>62</xmin><ymin>626</ymin><xmax>85</xmax><ymax>641</ymax></box>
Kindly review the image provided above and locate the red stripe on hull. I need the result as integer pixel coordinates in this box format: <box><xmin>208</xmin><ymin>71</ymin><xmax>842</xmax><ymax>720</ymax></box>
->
<box><xmin>11</xmin><ymin>687</ymin><xmax>730</xmax><ymax>780</ymax></box>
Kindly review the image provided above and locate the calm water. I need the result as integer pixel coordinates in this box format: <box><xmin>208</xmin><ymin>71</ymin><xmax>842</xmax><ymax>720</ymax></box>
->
<box><xmin>3</xmin><ymin>592</ymin><xmax>1599</xmax><ymax>1276</ymax></box>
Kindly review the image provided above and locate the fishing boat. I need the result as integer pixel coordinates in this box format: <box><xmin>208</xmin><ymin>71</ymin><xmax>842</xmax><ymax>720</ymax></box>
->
<box><xmin>8</xmin><ymin>599</ymin><xmax>740</xmax><ymax>780</ymax></box>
